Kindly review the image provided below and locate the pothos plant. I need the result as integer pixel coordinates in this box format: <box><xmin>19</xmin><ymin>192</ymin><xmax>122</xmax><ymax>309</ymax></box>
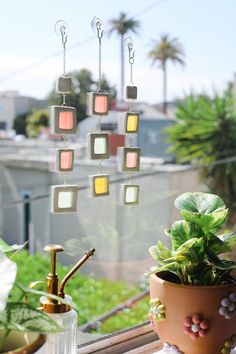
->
<box><xmin>149</xmin><ymin>192</ymin><xmax>236</xmax><ymax>286</ymax></box>
<box><xmin>0</xmin><ymin>239</ymin><xmax>65</xmax><ymax>349</ymax></box>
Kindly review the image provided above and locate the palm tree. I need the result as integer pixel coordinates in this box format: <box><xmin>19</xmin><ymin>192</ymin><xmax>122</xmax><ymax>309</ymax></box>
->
<box><xmin>148</xmin><ymin>34</ymin><xmax>185</xmax><ymax>114</ymax></box>
<box><xmin>109</xmin><ymin>12</ymin><xmax>140</xmax><ymax>101</ymax></box>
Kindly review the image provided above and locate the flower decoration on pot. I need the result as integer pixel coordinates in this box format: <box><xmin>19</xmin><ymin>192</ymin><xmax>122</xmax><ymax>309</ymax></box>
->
<box><xmin>149</xmin><ymin>298</ymin><xmax>166</xmax><ymax>322</ymax></box>
<box><xmin>221</xmin><ymin>333</ymin><xmax>236</xmax><ymax>354</ymax></box>
<box><xmin>219</xmin><ymin>292</ymin><xmax>236</xmax><ymax>319</ymax></box>
<box><xmin>183</xmin><ymin>314</ymin><xmax>209</xmax><ymax>340</ymax></box>
<box><xmin>163</xmin><ymin>342</ymin><xmax>183</xmax><ymax>353</ymax></box>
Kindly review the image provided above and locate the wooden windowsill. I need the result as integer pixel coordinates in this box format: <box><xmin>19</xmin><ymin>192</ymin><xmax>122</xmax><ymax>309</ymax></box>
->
<box><xmin>77</xmin><ymin>322</ymin><xmax>161</xmax><ymax>354</ymax></box>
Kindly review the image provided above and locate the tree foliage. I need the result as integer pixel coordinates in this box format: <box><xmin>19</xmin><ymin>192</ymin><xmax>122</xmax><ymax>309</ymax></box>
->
<box><xmin>26</xmin><ymin>109</ymin><xmax>49</xmax><ymax>138</ymax></box>
<box><xmin>13</xmin><ymin>113</ymin><xmax>29</xmax><ymax>136</ymax></box>
<box><xmin>166</xmin><ymin>91</ymin><xmax>236</xmax><ymax>218</ymax></box>
<box><xmin>47</xmin><ymin>69</ymin><xmax>116</xmax><ymax>123</ymax></box>
<box><xmin>148</xmin><ymin>34</ymin><xmax>185</xmax><ymax>113</ymax></box>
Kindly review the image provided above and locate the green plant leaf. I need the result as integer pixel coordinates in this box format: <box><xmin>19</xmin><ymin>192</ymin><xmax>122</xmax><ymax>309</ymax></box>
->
<box><xmin>218</xmin><ymin>233</ymin><xmax>236</xmax><ymax>250</ymax></box>
<box><xmin>167</xmin><ymin>220</ymin><xmax>202</xmax><ymax>250</ymax></box>
<box><xmin>206</xmin><ymin>247</ymin><xmax>236</xmax><ymax>270</ymax></box>
<box><xmin>207</xmin><ymin>233</ymin><xmax>231</xmax><ymax>255</ymax></box>
<box><xmin>0</xmin><ymin>303</ymin><xmax>63</xmax><ymax>333</ymax></box>
<box><xmin>0</xmin><ymin>239</ymin><xmax>25</xmax><ymax>254</ymax></box>
<box><xmin>0</xmin><ymin>251</ymin><xmax>17</xmax><ymax>311</ymax></box>
<box><xmin>149</xmin><ymin>241</ymin><xmax>172</xmax><ymax>264</ymax></box>
<box><xmin>181</xmin><ymin>209</ymin><xmax>228</xmax><ymax>233</ymax></box>
<box><xmin>175</xmin><ymin>192</ymin><xmax>226</xmax><ymax>214</ymax></box>
<box><xmin>175</xmin><ymin>237</ymin><xmax>205</xmax><ymax>263</ymax></box>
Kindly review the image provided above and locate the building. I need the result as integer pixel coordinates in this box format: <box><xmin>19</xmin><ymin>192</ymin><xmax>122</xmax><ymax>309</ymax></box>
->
<box><xmin>0</xmin><ymin>91</ymin><xmax>47</xmax><ymax>131</ymax></box>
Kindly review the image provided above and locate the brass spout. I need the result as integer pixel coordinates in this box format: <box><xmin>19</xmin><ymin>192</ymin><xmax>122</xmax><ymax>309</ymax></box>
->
<box><xmin>59</xmin><ymin>248</ymin><xmax>95</xmax><ymax>298</ymax></box>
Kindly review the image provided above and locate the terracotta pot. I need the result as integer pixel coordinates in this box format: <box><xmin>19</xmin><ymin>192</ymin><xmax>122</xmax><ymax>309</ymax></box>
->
<box><xmin>0</xmin><ymin>330</ymin><xmax>46</xmax><ymax>354</ymax></box>
<box><xmin>150</xmin><ymin>274</ymin><xmax>236</xmax><ymax>354</ymax></box>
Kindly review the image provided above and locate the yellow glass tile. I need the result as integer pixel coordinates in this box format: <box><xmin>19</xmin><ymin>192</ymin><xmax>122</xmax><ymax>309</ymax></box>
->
<box><xmin>127</xmin><ymin>114</ymin><xmax>138</xmax><ymax>132</ymax></box>
<box><xmin>94</xmin><ymin>177</ymin><xmax>108</xmax><ymax>194</ymax></box>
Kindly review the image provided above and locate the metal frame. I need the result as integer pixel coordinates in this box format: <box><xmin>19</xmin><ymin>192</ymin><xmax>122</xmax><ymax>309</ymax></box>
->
<box><xmin>56</xmin><ymin>76</ymin><xmax>72</xmax><ymax>94</ymax></box>
<box><xmin>51</xmin><ymin>185</ymin><xmax>78</xmax><ymax>213</ymax></box>
<box><xmin>55</xmin><ymin>149</ymin><xmax>74</xmax><ymax>172</ymax></box>
<box><xmin>87</xmin><ymin>92</ymin><xmax>109</xmax><ymax>116</ymax></box>
<box><xmin>50</xmin><ymin>105</ymin><xmax>77</xmax><ymax>135</ymax></box>
<box><xmin>124</xmin><ymin>112</ymin><xmax>139</xmax><ymax>134</ymax></box>
<box><xmin>89</xmin><ymin>174</ymin><xmax>110</xmax><ymax>197</ymax></box>
<box><xmin>118</xmin><ymin>147</ymin><xmax>141</xmax><ymax>172</ymax></box>
<box><xmin>88</xmin><ymin>133</ymin><xmax>110</xmax><ymax>160</ymax></box>
<box><xmin>120</xmin><ymin>184</ymin><xmax>140</xmax><ymax>205</ymax></box>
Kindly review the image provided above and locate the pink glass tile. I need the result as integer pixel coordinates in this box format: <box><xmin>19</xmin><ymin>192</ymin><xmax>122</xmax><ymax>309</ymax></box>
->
<box><xmin>126</xmin><ymin>152</ymin><xmax>137</xmax><ymax>168</ymax></box>
<box><xmin>60</xmin><ymin>151</ymin><xmax>72</xmax><ymax>170</ymax></box>
<box><xmin>59</xmin><ymin>112</ymin><xmax>73</xmax><ymax>129</ymax></box>
<box><xmin>94</xmin><ymin>96</ymin><xmax>108</xmax><ymax>114</ymax></box>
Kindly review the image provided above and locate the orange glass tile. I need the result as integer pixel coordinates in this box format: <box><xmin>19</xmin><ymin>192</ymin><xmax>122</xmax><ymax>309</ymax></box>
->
<box><xmin>60</xmin><ymin>151</ymin><xmax>73</xmax><ymax>170</ymax></box>
<box><xmin>94</xmin><ymin>96</ymin><xmax>108</xmax><ymax>114</ymax></box>
<box><xmin>59</xmin><ymin>111</ymin><xmax>73</xmax><ymax>129</ymax></box>
<box><xmin>126</xmin><ymin>152</ymin><xmax>138</xmax><ymax>168</ymax></box>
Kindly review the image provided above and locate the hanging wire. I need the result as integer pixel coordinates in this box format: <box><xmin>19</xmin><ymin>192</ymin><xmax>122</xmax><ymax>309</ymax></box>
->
<box><xmin>92</xmin><ymin>17</ymin><xmax>104</xmax><ymax>92</ymax></box>
<box><xmin>54</xmin><ymin>20</ymin><xmax>68</xmax><ymax>77</ymax></box>
<box><xmin>125</xmin><ymin>37</ymin><xmax>135</xmax><ymax>86</ymax></box>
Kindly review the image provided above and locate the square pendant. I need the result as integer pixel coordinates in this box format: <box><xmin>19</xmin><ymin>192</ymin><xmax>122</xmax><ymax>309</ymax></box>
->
<box><xmin>118</xmin><ymin>147</ymin><xmax>141</xmax><ymax>172</ymax></box>
<box><xmin>120</xmin><ymin>184</ymin><xmax>140</xmax><ymax>205</ymax></box>
<box><xmin>56</xmin><ymin>76</ymin><xmax>72</xmax><ymax>94</ymax></box>
<box><xmin>126</xmin><ymin>86</ymin><xmax>137</xmax><ymax>100</ymax></box>
<box><xmin>121</xmin><ymin>112</ymin><xmax>139</xmax><ymax>134</ymax></box>
<box><xmin>51</xmin><ymin>185</ymin><xmax>78</xmax><ymax>213</ymax></box>
<box><xmin>87</xmin><ymin>92</ymin><xmax>109</xmax><ymax>116</ymax></box>
<box><xmin>88</xmin><ymin>133</ymin><xmax>110</xmax><ymax>160</ymax></box>
<box><xmin>55</xmin><ymin>149</ymin><xmax>74</xmax><ymax>172</ymax></box>
<box><xmin>50</xmin><ymin>106</ymin><xmax>77</xmax><ymax>135</ymax></box>
<box><xmin>89</xmin><ymin>174</ymin><xmax>110</xmax><ymax>197</ymax></box>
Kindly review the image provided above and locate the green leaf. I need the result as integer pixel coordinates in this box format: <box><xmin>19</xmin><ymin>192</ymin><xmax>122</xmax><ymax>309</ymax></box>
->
<box><xmin>154</xmin><ymin>262</ymin><xmax>182</xmax><ymax>283</ymax></box>
<box><xmin>175</xmin><ymin>192</ymin><xmax>226</xmax><ymax>214</ymax></box>
<box><xmin>218</xmin><ymin>233</ymin><xmax>236</xmax><ymax>250</ymax></box>
<box><xmin>181</xmin><ymin>209</ymin><xmax>228</xmax><ymax>233</ymax></box>
<box><xmin>0</xmin><ymin>239</ymin><xmax>25</xmax><ymax>254</ymax></box>
<box><xmin>207</xmin><ymin>233</ymin><xmax>231</xmax><ymax>255</ymax></box>
<box><xmin>149</xmin><ymin>241</ymin><xmax>172</xmax><ymax>264</ymax></box>
<box><xmin>175</xmin><ymin>237</ymin><xmax>205</xmax><ymax>263</ymax></box>
<box><xmin>167</xmin><ymin>220</ymin><xmax>202</xmax><ymax>250</ymax></box>
<box><xmin>206</xmin><ymin>248</ymin><xmax>236</xmax><ymax>270</ymax></box>
<box><xmin>0</xmin><ymin>251</ymin><xmax>17</xmax><ymax>311</ymax></box>
<box><xmin>0</xmin><ymin>303</ymin><xmax>63</xmax><ymax>333</ymax></box>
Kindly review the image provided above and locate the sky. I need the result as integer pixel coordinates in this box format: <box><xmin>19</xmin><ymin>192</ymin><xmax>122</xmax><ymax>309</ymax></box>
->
<box><xmin>0</xmin><ymin>0</ymin><xmax>235</xmax><ymax>104</ymax></box>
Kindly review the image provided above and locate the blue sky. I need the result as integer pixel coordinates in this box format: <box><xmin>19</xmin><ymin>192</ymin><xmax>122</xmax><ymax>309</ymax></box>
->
<box><xmin>0</xmin><ymin>0</ymin><xmax>235</xmax><ymax>103</ymax></box>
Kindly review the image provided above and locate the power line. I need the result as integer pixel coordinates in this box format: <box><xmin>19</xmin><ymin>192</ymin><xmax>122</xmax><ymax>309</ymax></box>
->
<box><xmin>0</xmin><ymin>0</ymin><xmax>168</xmax><ymax>83</ymax></box>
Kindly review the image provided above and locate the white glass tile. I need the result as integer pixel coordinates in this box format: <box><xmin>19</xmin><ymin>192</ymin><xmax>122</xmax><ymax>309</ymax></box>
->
<box><xmin>94</xmin><ymin>137</ymin><xmax>106</xmax><ymax>154</ymax></box>
<box><xmin>58</xmin><ymin>191</ymin><xmax>73</xmax><ymax>208</ymax></box>
<box><xmin>125</xmin><ymin>186</ymin><xmax>138</xmax><ymax>203</ymax></box>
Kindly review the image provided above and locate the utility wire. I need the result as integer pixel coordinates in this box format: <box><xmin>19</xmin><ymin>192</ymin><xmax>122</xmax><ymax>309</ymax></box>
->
<box><xmin>0</xmin><ymin>0</ymin><xmax>167</xmax><ymax>83</ymax></box>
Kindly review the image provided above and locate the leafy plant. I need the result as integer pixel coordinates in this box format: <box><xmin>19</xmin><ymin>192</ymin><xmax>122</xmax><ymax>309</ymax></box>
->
<box><xmin>149</xmin><ymin>192</ymin><xmax>236</xmax><ymax>285</ymax></box>
<box><xmin>166</xmin><ymin>91</ymin><xmax>236</xmax><ymax>223</ymax></box>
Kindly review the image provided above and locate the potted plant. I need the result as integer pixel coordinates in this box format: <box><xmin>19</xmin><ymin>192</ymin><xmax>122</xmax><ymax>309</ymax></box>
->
<box><xmin>0</xmin><ymin>240</ymin><xmax>62</xmax><ymax>353</ymax></box>
<box><xmin>149</xmin><ymin>192</ymin><xmax>236</xmax><ymax>354</ymax></box>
